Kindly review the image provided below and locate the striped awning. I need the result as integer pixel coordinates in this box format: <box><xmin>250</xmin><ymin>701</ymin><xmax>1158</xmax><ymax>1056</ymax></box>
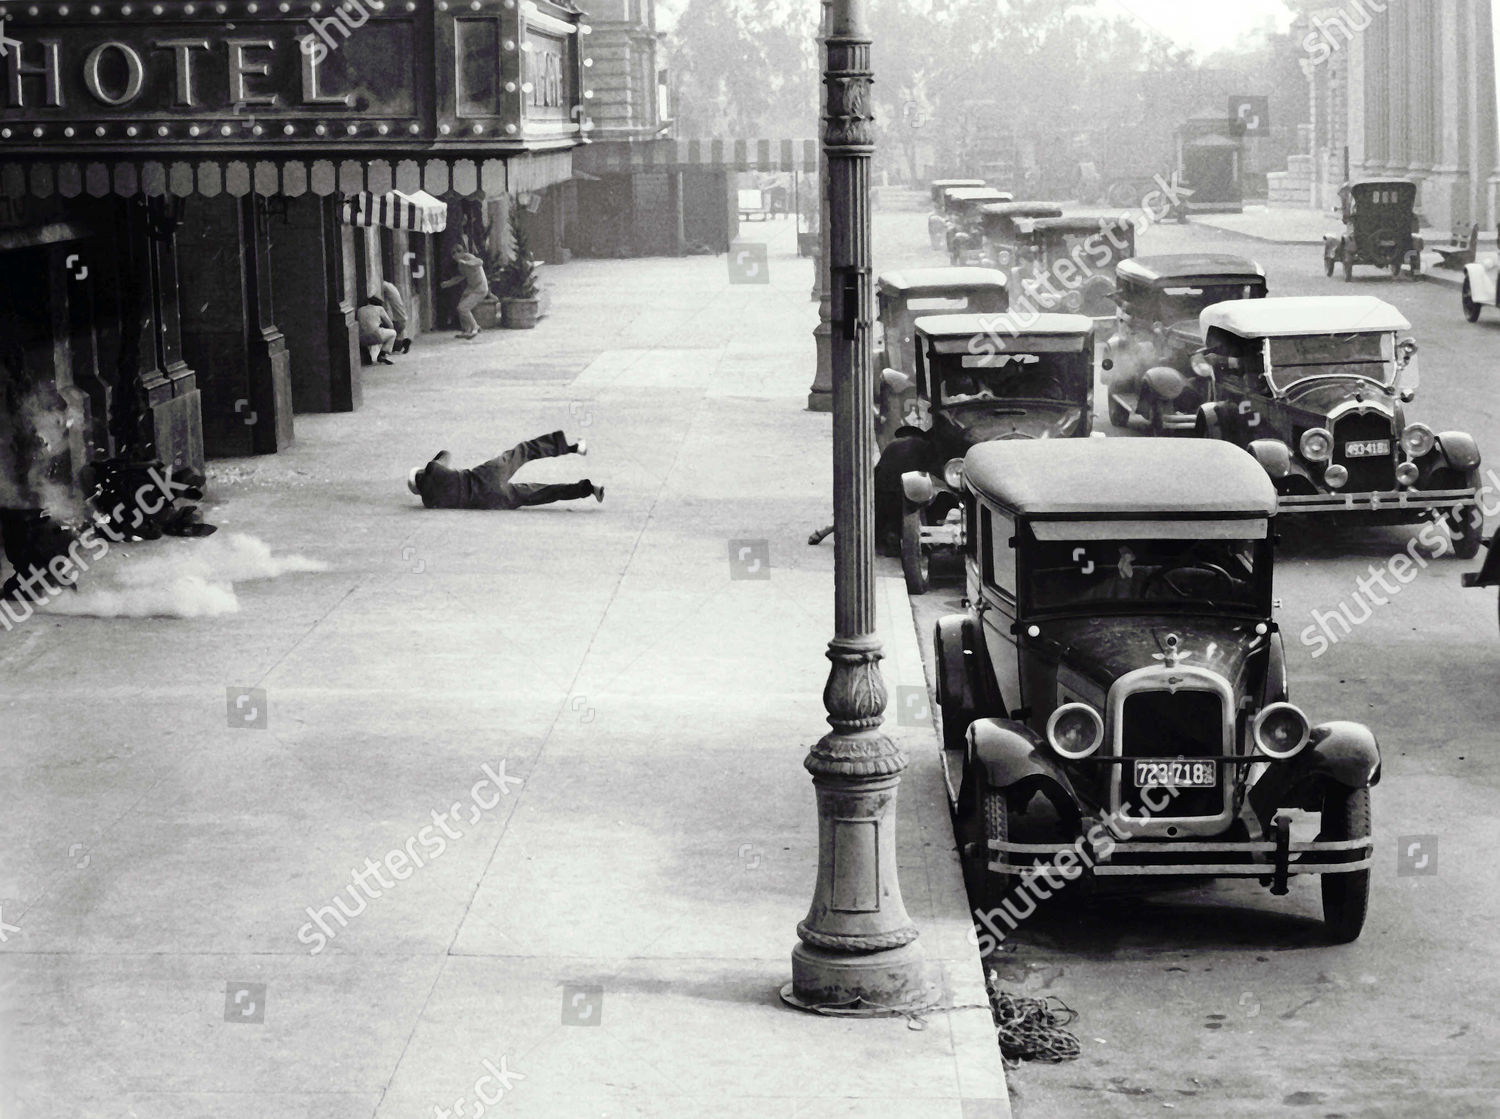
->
<box><xmin>575</xmin><ymin>139</ymin><xmax>819</xmax><ymax>176</ymax></box>
<box><xmin>341</xmin><ymin>189</ymin><xmax>448</xmax><ymax>233</ymax></box>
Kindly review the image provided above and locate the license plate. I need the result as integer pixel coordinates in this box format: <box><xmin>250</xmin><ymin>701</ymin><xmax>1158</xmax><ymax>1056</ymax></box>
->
<box><xmin>1133</xmin><ymin>760</ymin><xmax>1217</xmax><ymax>788</ymax></box>
<box><xmin>1343</xmin><ymin>439</ymin><xmax>1390</xmax><ymax>458</ymax></box>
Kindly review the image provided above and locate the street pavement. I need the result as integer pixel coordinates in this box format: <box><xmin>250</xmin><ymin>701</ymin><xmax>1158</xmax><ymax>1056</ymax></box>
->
<box><xmin>885</xmin><ymin>208</ymin><xmax>1500</xmax><ymax>1117</ymax></box>
<box><xmin>0</xmin><ymin>217</ymin><xmax>1008</xmax><ymax>1118</ymax></box>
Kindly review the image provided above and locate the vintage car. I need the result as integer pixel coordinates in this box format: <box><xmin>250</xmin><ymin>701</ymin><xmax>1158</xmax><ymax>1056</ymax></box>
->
<box><xmin>936</xmin><ymin>439</ymin><xmax>1378</xmax><ymax>941</ymax></box>
<box><xmin>1460</xmin><ymin>246</ymin><xmax>1500</xmax><ymax>322</ymax></box>
<box><xmin>1012</xmin><ymin>216</ymin><xmax>1135</xmax><ymax>319</ymax></box>
<box><xmin>1462</xmin><ymin>531</ymin><xmax>1500</xmax><ymax>629</ymax></box>
<box><xmin>1101</xmin><ymin>254</ymin><xmax>1268</xmax><ymax>434</ymax></box>
<box><xmin>876</xmin><ymin>312</ymin><xmax>1096</xmax><ymax>593</ymax></box>
<box><xmin>928</xmin><ymin>179</ymin><xmax>987</xmax><ymax>250</ymax></box>
<box><xmin>943</xmin><ymin>187</ymin><xmax>1016</xmax><ymax>264</ymax></box>
<box><xmin>875</xmin><ymin>268</ymin><xmax>1010</xmax><ymax>449</ymax></box>
<box><xmin>976</xmin><ymin>201</ymin><xmax>1064</xmax><ymax>278</ymax></box>
<box><xmin>1323</xmin><ymin>179</ymin><xmax>1424</xmax><ymax>281</ymax></box>
<box><xmin>1191</xmin><ymin>297</ymin><xmax>1485</xmax><ymax>557</ymax></box>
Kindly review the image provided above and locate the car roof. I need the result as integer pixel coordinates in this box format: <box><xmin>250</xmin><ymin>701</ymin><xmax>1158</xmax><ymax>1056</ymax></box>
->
<box><xmin>1200</xmin><ymin>295</ymin><xmax>1409</xmax><ymax>337</ymax></box>
<box><xmin>879</xmin><ymin>267</ymin><xmax>1008</xmax><ymax>293</ymax></box>
<box><xmin>1117</xmin><ymin>254</ymin><xmax>1266</xmax><ymax>285</ymax></box>
<box><xmin>1020</xmin><ymin>216</ymin><xmax>1111</xmax><ymax>234</ymax></box>
<box><xmin>946</xmin><ymin>187</ymin><xmax>1014</xmax><ymax>202</ymax></box>
<box><xmin>913</xmin><ymin>312</ymin><xmax>1094</xmax><ymax>339</ymax></box>
<box><xmin>979</xmin><ymin>201</ymin><xmax>1065</xmax><ymax>218</ymax></box>
<box><xmin>1346</xmin><ymin>178</ymin><xmax>1416</xmax><ymax>191</ymax></box>
<box><xmin>931</xmin><ymin>178</ymin><xmax>986</xmax><ymax>188</ymax></box>
<box><xmin>965</xmin><ymin>439</ymin><xmax>1278</xmax><ymax>517</ymax></box>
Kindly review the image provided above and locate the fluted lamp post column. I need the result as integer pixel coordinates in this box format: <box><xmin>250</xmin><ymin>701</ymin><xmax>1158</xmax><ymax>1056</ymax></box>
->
<box><xmin>782</xmin><ymin>0</ymin><xmax>934</xmax><ymax>1015</ymax></box>
<box><xmin>807</xmin><ymin>0</ymin><xmax>834</xmax><ymax>413</ymax></box>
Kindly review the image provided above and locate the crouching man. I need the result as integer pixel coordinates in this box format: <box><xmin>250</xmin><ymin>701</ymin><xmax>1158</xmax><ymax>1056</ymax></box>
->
<box><xmin>407</xmin><ymin>431</ymin><xmax>604</xmax><ymax>510</ymax></box>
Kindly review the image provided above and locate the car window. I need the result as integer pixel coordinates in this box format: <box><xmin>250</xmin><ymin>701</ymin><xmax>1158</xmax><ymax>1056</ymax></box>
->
<box><xmin>1158</xmin><ymin>283</ymin><xmax>1262</xmax><ymax>323</ymax></box>
<box><xmin>1266</xmin><ymin>332</ymin><xmax>1395</xmax><ymax>393</ymax></box>
<box><xmin>985</xmin><ymin>509</ymin><xmax>1017</xmax><ymax>598</ymax></box>
<box><xmin>1025</xmin><ymin>534</ymin><xmax>1270</xmax><ymax>615</ymax></box>
<box><xmin>938</xmin><ymin>351</ymin><xmax>1090</xmax><ymax>407</ymax></box>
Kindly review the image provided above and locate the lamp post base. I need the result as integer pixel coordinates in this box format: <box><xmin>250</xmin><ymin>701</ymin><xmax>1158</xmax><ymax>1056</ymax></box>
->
<box><xmin>783</xmin><ymin>941</ymin><xmax>938</xmax><ymax>1015</ymax></box>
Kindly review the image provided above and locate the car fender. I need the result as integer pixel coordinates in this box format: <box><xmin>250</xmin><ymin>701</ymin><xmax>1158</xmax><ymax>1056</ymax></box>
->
<box><xmin>968</xmin><ymin>717</ymin><xmax>1081</xmax><ymax>822</ymax></box>
<box><xmin>902</xmin><ymin>471</ymin><xmax>937</xmax><ymax>506</ymax></box>
<box><xmin>1436</xmin><ymin>431</ymin><xmax>1481</xmax><ymax>472</ymax></box>
<box><xmin>1142</xmin><ymin>365</ymin><xmax>1189</xmax><ymax>403</ymax></box>
<box><xmin>1195</xmin><ymin>402</ymin><xmax>1225</xmax><ymax>441</ymax></box>
<box><xmin>1322</xmin><ymin>235</ymin><xmax>1343</xmax><ymax>257</ymax></box>
<box><xmin>1464</xmin><ymin>261</ymin><xmax>1497</xmax><ymax>304</ymax></box>
<box><xmin>934</xmin><ymin>614</ymin><xmax>993</xmax><ymax>712</ymax></box>
<box><xmin>1248</xmin><ymin>720</ymin><xmax>1381</xmax><ymax>825</ymax></box>
<box><xmin>1248</xmin><ymin>438</ymin><xmax>1293</xmax><ymax>480</ymax></box>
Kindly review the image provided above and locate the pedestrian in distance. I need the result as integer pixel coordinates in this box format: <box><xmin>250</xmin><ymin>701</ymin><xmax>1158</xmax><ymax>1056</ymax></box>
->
<box><xmin>441</xmin><ymin>245</ymin><xmax>493</xmax><ymax>341</ymax></box>
<box><xmin>380</xmin><ymin>278</ymin><xmax>413</xmax><ymax>354</ymax></box>
<box><xmin>407</xmin><ymin>431</ymin><xmax>604</xmax><ymax>510</ymax></box>
<box><xmin>356</xmin><ymin>296</ymin><xmax>399</xmax><ymax>365</ymax></box>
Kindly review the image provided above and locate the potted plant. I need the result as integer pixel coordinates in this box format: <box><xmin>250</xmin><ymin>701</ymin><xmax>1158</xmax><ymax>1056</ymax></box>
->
<box><xmin>497</xmin><ymin>202</ymin><xmax>542</xmax><ymax>329</ymax></box>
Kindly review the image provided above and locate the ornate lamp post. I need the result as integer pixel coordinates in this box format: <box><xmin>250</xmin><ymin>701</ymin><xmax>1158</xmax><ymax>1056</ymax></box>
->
<box><xmin>807</xmin><ymin>0</ymin><xmax>834</xmax><ymax>413</ymax></box>
<box><xmin>783</xmin><ymin>0</ymin><xmax>933</xmax><ymax>1015</ymax></box>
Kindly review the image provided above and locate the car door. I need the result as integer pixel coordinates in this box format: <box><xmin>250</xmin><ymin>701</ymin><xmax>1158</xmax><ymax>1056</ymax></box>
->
<box><xmin>977</xmin><ymin>503</ymin><xmax>1022</xmax><ymax>717</ymax></box>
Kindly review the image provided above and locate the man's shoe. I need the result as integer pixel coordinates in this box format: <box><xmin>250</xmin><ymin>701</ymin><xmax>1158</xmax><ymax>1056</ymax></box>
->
<box><xmin>574</xmin><ymin>439</ymin><xmax>588</xmax><ymax>457</ymax></box>
<box><xmin>592</xmin><ymin>484</ymin><xmax>605</xmax><ymax>503</ymax></box>
<box><xmin>378</xmin><ymin>355</ymin><xmax>396</xmax><ymax>365</ymax></box>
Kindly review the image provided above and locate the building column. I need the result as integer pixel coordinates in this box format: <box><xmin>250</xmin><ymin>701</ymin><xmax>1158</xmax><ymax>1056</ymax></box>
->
<box><xmin>1480</xmin><ymin>0</ymin><xmax>1500</xmax><ymax>228</ymax></box>
<box><xmin>1429</xmin><ymin>0</ymin><xmax>1472</xmax><ymax>228</ymax></box>
<box><xmin>1387</xmin><ymin>2</ymin><xmax>1409</xmax><ymax>175</ymax></box>
<box><xmin>178</xmin><ymin>194</ymin><xmax>294</xmax><ymax>458</ymax></box>
<box><xmin>272</xmin><ymin>194</ymin><xmax>360</xmax><ymax>414</ymax></box>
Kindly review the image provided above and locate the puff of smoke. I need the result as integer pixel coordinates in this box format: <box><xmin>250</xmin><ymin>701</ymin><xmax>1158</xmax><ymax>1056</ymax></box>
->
<box><xmin>36</xmin><ymin>533</ymin><xmax>328</xmax><ymax>620</ymax></box>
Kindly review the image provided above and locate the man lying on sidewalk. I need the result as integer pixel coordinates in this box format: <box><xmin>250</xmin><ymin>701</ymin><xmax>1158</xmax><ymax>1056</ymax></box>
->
<box><xmin>407</xmin><ymin>431</ymin><xmax>604</xmax><ymax>510</ymax></box>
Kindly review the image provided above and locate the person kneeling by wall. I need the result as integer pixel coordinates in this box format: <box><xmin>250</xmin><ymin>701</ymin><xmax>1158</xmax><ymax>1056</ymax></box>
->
<box><xmin>407</xmin><ymin>431</ymin><xmax>603</xmax><ymax>510</ymax></box>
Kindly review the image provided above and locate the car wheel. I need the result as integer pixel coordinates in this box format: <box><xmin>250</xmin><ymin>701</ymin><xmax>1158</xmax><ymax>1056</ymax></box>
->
<box><xmin>1319</xmin><ymin>785</ymin><xmax>1371</xmax><ymax>944</ymax></box>
<box><xmin>1450</xmin><ymin>504</ymin><xmax>1484</xmax><ymax>560</ymax></box>
<box><xmin>1107</xmin><ymin>395</ymin><xmax>1131</xmax><ymax>430</ymax></box>
<box><xmin>1342</xmin><ymin>254</ymin><xmax>1354</xmax><ymax>283</ymax></box>
<box><xmin>981</xmin><ymin>785</ymin><xmax>1017</xmax><ymax>900</ymax></box>
<box><xmin>1463</xmin><ymin>280</ymin><xmax>1482</xmax><ymax>322</ymax></box>
<box><xmin>1324</xmin><ymin>252</ymin><xmax>1335</xmax><ymax>278</ymax></box>
<box><xmin>901</xmin><ymin>501</ymin><xmax>930</xmax><ymax>595</ymax></box>
<box><xmin>1390</xmin><ymin>260</ymin><xmax>1403</xmax><ymax>279</ymax></box>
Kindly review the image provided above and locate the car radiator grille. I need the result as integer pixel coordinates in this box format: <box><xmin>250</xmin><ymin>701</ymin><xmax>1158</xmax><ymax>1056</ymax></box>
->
<box><xmin>1332</xmin><ymin>412</ymin><xmax>1397</xmax><ymax>493</ymax></box>
<box><xmin>1119</xmin><ymin>690</ymin><xmax>1224</xmax><ymax>818</ymax></box>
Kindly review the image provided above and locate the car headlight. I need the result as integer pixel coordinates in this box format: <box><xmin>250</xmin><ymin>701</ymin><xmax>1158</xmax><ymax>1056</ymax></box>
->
<box><xmin>998</xmin><ymin>249</ymin><xmax>1012</xmax><ymax>266</ymax></box>
<box><xmin>942</xmin><ymin>458</ymin><xmax>965</xmax><ymax>490</ymax></box>
<box><xmin>1299</xmin><ymin>427</ymin><xmax>1334</xmax><ymax>463</ymax></box>
<box><xmin>1190</xmin><ymin>353</ymin><xmax>1214</xmax><ymax>378</ymax></box>
<box><xmin>1046</xmin><ymin>703</ymin><xmax>1104</xmax><ymax>760</ymax></box>
<box><xmin>1253</xmin><ymin>702</ymin><xmax>1311</xmax><ymax>760</ymax></box>
<box><xmin>1401</xmin><ymin>423</ymin><xmax>1436</xmax><ymax>458</ymax></box>
<box><xmin>1395</xmin><ymin>461</ymin><xmax>1419</xmax><ymax>487</ymax></box>
<box><xmin>1064</xmin><ymin>290</ymin><xmax>1083</xmax><ymax>312</ymax></box>
<box><xmin>1324</xmin><ymin>463</ymin><xmax>1349</xmax><ymax>489</ymax></box>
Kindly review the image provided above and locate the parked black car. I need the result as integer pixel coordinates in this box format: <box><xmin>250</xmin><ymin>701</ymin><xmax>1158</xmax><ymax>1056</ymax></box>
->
<box><xmin>1102</xmin><ymin>254</ymin><xmax>1267</xmax><ymax>434</ymax></box>
<box><xmin>1191</xmin><ymin>296</ymin><xmax>1484</xmax><ymax>558</ymax></box>
<box><xmin>937</xmin><ymin>438</ymin><xmax>1379</xmax><ymax>942</ymax></box>
<box><xmin>1323</xmin><ymin>179</ymin><xmax>1424</xmax><ymax>280</ymax></box>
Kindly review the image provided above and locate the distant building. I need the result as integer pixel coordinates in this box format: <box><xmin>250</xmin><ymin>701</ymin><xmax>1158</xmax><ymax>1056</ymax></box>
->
<box><xmin>1279</xmin><ymin>0</ymin><xmax>1497</xmax><ymax>229</ymax></box>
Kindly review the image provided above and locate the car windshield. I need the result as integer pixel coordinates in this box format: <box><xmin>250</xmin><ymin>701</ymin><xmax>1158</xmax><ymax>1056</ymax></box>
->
<box><xmin>1157</xmin><ymin>283</ymin><xmax>1263</xmax><ymax>323</ymax></box>
<box><xmin>936</xmin><ymin>350</ymin><xmax>1090</xmax><ymax>406</ymax></box>
<box><xmin>1265</xmin><ymin>332</ymin><xmax>1395</xmax><ymax>393</ymax></box>
<box><xmin>1026</xmin><ymin>533</ymin><xmax>1271</xmax><ymax>615</ymax></box>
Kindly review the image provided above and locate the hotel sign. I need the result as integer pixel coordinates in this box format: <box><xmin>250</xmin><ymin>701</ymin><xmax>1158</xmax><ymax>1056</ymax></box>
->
<box><xmin>0</xmin><ymin>0</ymin><xmax>585</xmax><ymax>154</ymax></box>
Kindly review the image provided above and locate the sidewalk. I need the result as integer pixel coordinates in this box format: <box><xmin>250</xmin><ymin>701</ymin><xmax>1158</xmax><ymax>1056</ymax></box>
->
<box><xmin>0</xmin><ymin>218</ymin><xmax>1008</xmax><ymax>1117</ymax></box>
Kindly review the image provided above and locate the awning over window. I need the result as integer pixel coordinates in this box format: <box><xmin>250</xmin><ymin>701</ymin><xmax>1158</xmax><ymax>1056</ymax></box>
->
<box><xmin>341</xmin><ymin>189</ymin><xmax>448</xmax><ymax>233</ymax></box>
<box><xmin>574</xmin><ymin>139</ymin><xmax>819</xmax><ymax>176</ymax></box>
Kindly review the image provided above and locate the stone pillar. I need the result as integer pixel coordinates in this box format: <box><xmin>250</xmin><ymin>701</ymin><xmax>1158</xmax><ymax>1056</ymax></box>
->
<box><xmin>1432</xmin><ymin>0</ymin><xmax>1472</xmax><ymax>228</ymax></box>
<box><xmin>784</xmin><ymin>0</ymin><xmax>933</xmax><ymax>1017</ymax></box>
<box><xmin>178</xmin><ymin>194</ymin><xmax>293</xmax><ymax>457</ymax></box>
<box><xmin>1388</xmin><ymin>3</ymin><xmax>1409</xmax><ymax>175</ymax></box>
<box><xmin>272</xmin><ymin>194</ymin><xmax>360</xmax><ymax>415</ymax></box>
<box><xmin>1479</xmin><ymin>0</ymin><xmax>1500</xmax><ymax>229</ymax></box>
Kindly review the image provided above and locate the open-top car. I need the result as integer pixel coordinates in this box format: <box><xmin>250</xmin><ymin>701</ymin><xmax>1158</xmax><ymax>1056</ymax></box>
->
<box><xmin>1460</xmin><ymin>243</ymin><xmax>1500</xmax><ymax>322</ymax></box>
<box><xmin>875</xmin><ymin>312</ymin><xmax>1096</xmax><ymax>593</ymax></box>
<box><xmin>1323</xmin><ymin>179</ymin><xmax>1424</xmax><ymax>281</ymax></box>
<box><xmin>1191</xmin><ymin>296</ymin><xmax>1484</xmax><ymax>557</ymax></box>
<box><xmin>1012</xmin><ymin>216</ymin><xmax>1135</xmax><ymax>319</ymax></box>
<box><xmin>928</xmin><ymin>178</ymin><xmax>987</xmax><ymax>250</ymax></box>
<box><xmin>1102</xmin><ymin>254</ymin><xmax>1267</xmax><ymax>434</ymax></box>
<box><xmin>936</xmin><ymin>439</ymin><xmax>1379</xmax><ymax>942</ymax></box>
<box><xmin>875</xmin><ymin>269</ymin><xmax>1010</xmax><ymax>449</ymax></box>
<box><xmin>943</xmin><ymin>187</ymin><xmax>1016</xmax><ymax>264</ymax></box>
<box><xmin>977</xmin><ymin>201</ymin><xmax>1064</xmax><ymax>278</ymax></box>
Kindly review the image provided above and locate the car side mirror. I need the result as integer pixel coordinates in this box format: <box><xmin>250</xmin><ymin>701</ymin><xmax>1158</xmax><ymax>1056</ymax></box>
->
<box><xmin>1400</xmin><ymin>389</ymin><xmax>1416</xmax><ymax>403</ymax></box>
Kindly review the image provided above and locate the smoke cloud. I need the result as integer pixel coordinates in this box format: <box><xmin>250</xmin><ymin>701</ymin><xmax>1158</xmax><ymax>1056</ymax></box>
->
<box><xmin>36</xmin><ymin>533</ymin><xmax>328</xmax><ymax>620</ymax></box>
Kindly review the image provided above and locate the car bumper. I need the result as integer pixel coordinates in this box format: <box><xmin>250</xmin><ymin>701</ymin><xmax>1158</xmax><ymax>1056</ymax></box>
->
<box><xmin>1278</xmin><ymin>486</ymin><xmax>1477</xmax><ymax>514</ymax></box>
<box><xmin>990</xmin><ymin>835</ymin><xmax>1372</xmax><ymax>879</ymax></box>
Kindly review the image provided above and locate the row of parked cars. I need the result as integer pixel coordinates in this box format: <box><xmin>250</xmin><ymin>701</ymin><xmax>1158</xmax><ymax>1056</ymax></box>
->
<box><xmin>889</xmin><ymin>189</ymin><xmax>1493</xmax><ymax>941</ymax></box>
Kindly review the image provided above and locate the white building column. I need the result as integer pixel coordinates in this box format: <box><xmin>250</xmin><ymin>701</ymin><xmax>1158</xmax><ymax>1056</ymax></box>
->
<box><xmin>1387</xmin><ymin>2</ymin><xmax>1409</xmax><ymax>174</ymax></box>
